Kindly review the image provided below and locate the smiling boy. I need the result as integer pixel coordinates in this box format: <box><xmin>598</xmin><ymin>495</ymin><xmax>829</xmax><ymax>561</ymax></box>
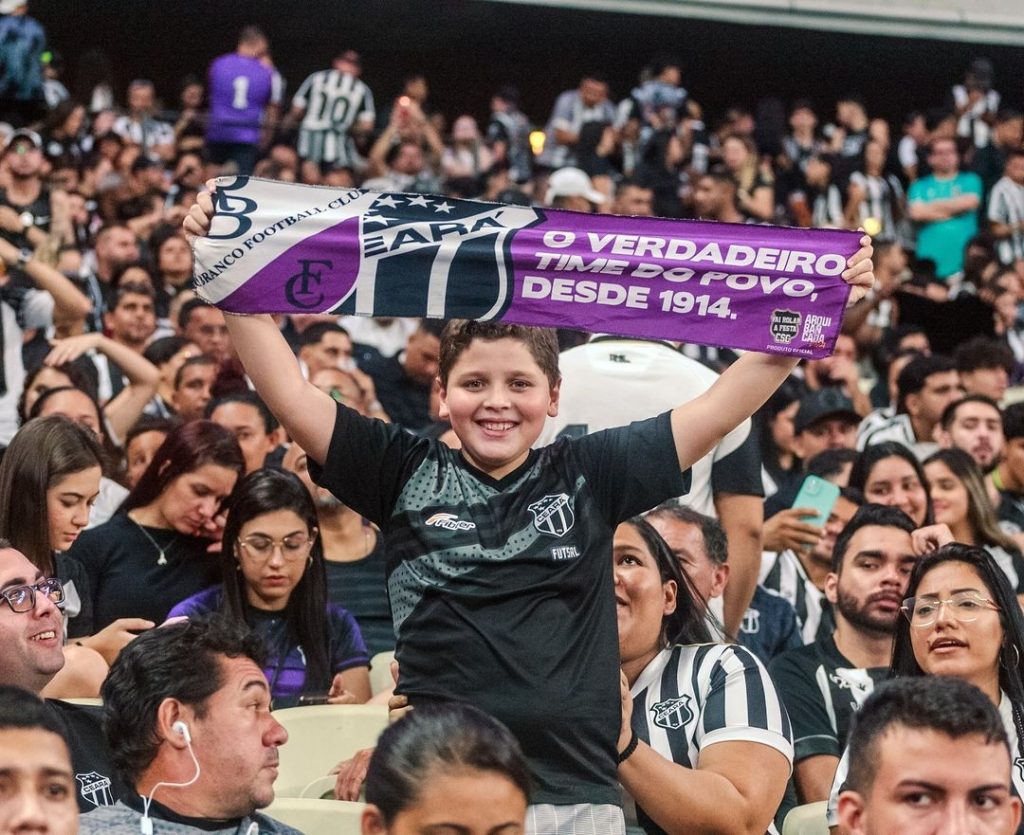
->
<box><xmin>185</xmin><ymin>192</ymin><xmax>873</xmax><ymax>834</ymax></box>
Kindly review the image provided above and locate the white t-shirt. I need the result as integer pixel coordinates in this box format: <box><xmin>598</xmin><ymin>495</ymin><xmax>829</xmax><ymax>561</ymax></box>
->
<box><xmin>537</xmin><ymin>338</ymin><xmax>761</xmax><ymax>517</ymax></box>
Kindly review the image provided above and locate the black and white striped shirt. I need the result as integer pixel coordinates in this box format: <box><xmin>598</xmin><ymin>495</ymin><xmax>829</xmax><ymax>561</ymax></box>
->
<box><xmin>848</xmin><ymin>171</ymin><xmax>904</xmax><ymax>241</ymax></box>
<box><xmin>989</xmin><ymin>175</ymin><xmax>1024</xmax><ymax>266</ymax></box>
<box><xmin>628</xmin><ymin>643</ymin><xmax>793</xmax><ymax>835</ymax></box>
<box><xmin>292</xmin><ymin>69</ymin><xmax>374</xmax><ymax>166</ymax></box>
<box><xmin>759</xmin><ymin>550</ymin><xmax>832</xmax><ymax>644</ymax></box>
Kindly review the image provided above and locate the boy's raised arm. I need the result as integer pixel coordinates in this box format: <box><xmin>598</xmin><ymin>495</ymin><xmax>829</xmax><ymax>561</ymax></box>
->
<box><xmin>185</xmin><ymin>188</ymin><xmax>337</xmax><ymax>465</ymax></box>
<box><xmin>670</xmin><ymin>235</ymin><xmax>875</xmax><ymax>473</ymax></box>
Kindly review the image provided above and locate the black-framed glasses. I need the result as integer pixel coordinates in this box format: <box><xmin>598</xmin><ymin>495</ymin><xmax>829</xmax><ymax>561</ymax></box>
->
<box><xmin>238</xmin><ymin>533</ymin><xmax>316</xmax><ymax>562</ymax></box>
<box><xmin>901</xmin><ymin>591</ymin><xmax>999</xmax><ymax>627</ymax></box>
<box><xmin>0</xmin><ymin>578</ymin><xmax>65</xmax><ymax>613</ymax></box>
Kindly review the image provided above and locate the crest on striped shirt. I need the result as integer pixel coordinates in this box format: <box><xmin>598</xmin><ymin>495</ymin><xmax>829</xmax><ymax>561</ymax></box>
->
<box><xmin>651</xmin><ymin>695</ymin><xmax>694</xmax><ymax>730</ymax></box>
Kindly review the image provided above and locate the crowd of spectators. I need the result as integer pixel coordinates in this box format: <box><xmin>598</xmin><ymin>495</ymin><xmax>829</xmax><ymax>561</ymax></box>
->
<box><xmin>2</xmin><ymin>3</ymin><xmax>1024</xmax><ymax>834</ymax></box>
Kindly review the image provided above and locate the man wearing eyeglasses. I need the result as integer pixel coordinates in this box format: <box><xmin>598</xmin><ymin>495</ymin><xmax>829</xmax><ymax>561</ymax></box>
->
<box><xmin>770</xmin><ymin>505</ymin><xmax>919</xmax><ymax>825</ymax></box>
<box><xmin>0</xmin><ymin>543</ymin><xmax>128</xmax><ymax>812</ymax></box>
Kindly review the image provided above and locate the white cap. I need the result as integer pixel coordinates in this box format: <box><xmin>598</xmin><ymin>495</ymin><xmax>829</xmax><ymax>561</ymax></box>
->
<box><xmin>0</xmin><ymin>0</ymin><xmax>26</xmax><ymax>13</ymax></box>
<box><xmin>545</xmin><ymin>167</ymin><xmax>606</xmax><ymax>206</ymax></box>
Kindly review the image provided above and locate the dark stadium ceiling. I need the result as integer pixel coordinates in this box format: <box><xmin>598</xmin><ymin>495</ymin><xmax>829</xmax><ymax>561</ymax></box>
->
<box><xmin>479</xmin><ymin>0</ymin><xmax>1024</xmax><ymax>45</ymax></box>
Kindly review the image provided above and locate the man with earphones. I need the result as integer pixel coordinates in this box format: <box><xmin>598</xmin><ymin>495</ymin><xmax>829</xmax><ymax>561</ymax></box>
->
<box><xmin>78</xmin><ymin>618</ymin><xmax>301</xmax><ymax>835</ymax></box>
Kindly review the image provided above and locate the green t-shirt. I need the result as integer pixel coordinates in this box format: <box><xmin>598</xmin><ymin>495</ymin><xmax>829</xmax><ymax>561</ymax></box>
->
<box><xmin>908</xmin><ymin>171</ymin><xmax>982</xmax><ymax>279</ymax></box>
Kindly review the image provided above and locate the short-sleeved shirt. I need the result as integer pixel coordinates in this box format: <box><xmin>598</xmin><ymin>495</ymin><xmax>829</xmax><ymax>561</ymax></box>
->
<box><xmin>324</xmin><ymin>535</ymin><xmax>396</xmax><ymax>657</ymax></box>
<box><xmin>310</xmin><ymin>403</ymin><xmax>689</xmax><ymax>806</ymax></box>
<box><xmin>759</xmin><ymin>550</ymin><xmax>833</xmax><ymax>644</ymax></box>
<box><xmin>206</xmin><ymin>52</ymin><xmax>280</xmax><ymax>145</ymax></box>
<box><xmin>69</xmin><ymin>513</ymin><xmax>220</xmax><ymax>629</ymax></box>
<box><xmin>988</xmin><ymin>175</ymin><xmax>1024</xmax><ymax>266</ymax></box>
<box><xmin>167</xmin><ymin>584</ymin><xmax>369</xmax><ymax>707</ymax></box>
<box><xmin>46</xmin><ymin>699</ymin><xmax>128</xmax><ymax>812</ymax></box>
<box><xmin>628</xmin><ymin>643</ymin><xmax>793</xmax><ymax>835</ymax></box>
<box><xmin>292</xmin><ymin>69</ymin><xmax>374</xmax><ymax>166</ymax></box>
<box><xmin>769</xmin><ymin>633</ymin><xmax>887</xmax><ymax>763</ymax></box>
<box><xmin>537</xmin><ymin>338</ymin><xmax>762</xmax><ymax>517</ymax></box>
<box><xmin>908</xmin><ymin>171</ymin><xmax>983</xmax><ymax>278</ymax></box>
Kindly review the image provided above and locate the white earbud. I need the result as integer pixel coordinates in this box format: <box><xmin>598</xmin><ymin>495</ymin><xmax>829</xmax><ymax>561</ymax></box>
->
<box><xmin>171</xmin><ymin>721</ymin><xmax>191</xmax><ymax>745</ymax></box>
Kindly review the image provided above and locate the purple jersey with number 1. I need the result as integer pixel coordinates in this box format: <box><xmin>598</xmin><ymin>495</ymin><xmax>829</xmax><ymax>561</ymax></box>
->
<box><xmin>206</xmin><ymin>53</ymin><xmax>276</xmax><ymax>145</ymax></box>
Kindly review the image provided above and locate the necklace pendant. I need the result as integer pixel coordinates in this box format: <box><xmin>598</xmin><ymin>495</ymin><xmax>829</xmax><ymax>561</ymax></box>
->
<box><xmin>157</xmin><ymin>551</ymin><xmax>168</xmax><ymax>566</ymax></box>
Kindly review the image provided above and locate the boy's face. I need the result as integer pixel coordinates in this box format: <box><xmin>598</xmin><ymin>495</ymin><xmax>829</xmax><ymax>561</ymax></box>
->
<box><xmin>439</xmin><ymin>338</ymin><xmax>559</xmax><ymax>480</ymax></box>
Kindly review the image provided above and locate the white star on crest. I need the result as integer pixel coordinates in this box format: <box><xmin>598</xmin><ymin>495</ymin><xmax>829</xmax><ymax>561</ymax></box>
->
<box><xmin>374</xmin><ymin>195</ymin><xmax>401</xmax><ymax>208</ymax></box>
<box><xmin>433</xmin><ymin>201</ymin><xmax>454</xmax><ymax>214</ymax></box>
<box><xmin>364</xmin><ymin>217</ymin><xmax>391</xmax><ymax>227</ymax></box>
<box><xmin>406</xmin><ymin>194</ymin><xmax>432</xmax><ymax>208</ymax></box>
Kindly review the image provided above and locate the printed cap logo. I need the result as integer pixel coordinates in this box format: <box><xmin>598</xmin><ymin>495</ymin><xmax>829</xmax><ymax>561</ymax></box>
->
<box><xmin>769</xmin><ymin>309</ymin><xmax>801</xmax><ymax>345</ymax></box>
<box><xmin>528</xmin><ymin>493</ymin><xmax>575</xmax><ymax>537</ymax></box>
<box><xmin>651</xmin><ymin>695</ymin><xmax>694</xmax><ymax>730</ymax></box>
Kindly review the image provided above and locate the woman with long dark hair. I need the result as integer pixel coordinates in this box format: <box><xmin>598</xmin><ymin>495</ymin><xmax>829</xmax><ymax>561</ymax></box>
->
<box><xmin>615</xmin><ymin>517</ymin><xmax>792</xmax><ymax>835</ymax></box>
<box><xmin>848</xmin><ymin>441</ymin><xmax>932</xmax><ymax>527</ymax></box>
<box><xmin>0</xmin><ymin>416</ymin><xmax>147</xmax><ymax>695</ymax></box>
<box><xmin>924</xmin><ymin>448</ymin><xmax>1024</xmax><ymax>601</ymax></box>
<box><xmin>69</xmin><ymin>420</ymin><xmax>244</xmax><ymax>629</ymax></box>
<box><xmin>825</xmin><ymin>543</ymin><xmax>1024</xmax><ymax>833</ymax></box>
<box><xmin>169</xmin><ymin>468</ymin><xmax>371</xmax><ymax>707</ymax></box>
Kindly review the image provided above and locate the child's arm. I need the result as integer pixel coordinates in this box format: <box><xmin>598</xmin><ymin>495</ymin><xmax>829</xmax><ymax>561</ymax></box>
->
<box><xmin>225</xmin><ymin>312</ymin><xmax>337</xmax><ymax>463</ymax></box>
<box><xmin>185</xmin><ymin>189</ymin><xmax>337</xmax><ymax>464</ymax></box>
<box><xmin>671</xmin><ymin>235</ymin><xmax>875</xmax><ymax>473</ymax></box>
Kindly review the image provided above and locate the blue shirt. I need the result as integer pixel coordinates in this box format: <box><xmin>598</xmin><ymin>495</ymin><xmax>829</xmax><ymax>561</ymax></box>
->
<box><xmin>168</xmin><ymin>585</ymin><xmax>369</xmax><ymax>707</ymax></box>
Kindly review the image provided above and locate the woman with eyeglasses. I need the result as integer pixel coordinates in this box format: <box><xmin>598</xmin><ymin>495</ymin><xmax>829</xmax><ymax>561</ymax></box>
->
<box><xmin>824</xmin><ymin>542</ymin><xmax>1024</xmax><ymax>832</ymax></box>
<box><xmin>169</xmin><ymin>468</ymin><xmax>371</xmax><ymax>707</ymax></box>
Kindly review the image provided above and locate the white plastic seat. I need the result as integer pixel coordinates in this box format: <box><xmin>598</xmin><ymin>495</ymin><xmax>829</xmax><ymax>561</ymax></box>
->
<box><xmin>782</xmin><ymin>801</ymin><xmax>829</xmax><ymax>835</ymax></box>
<box><xmin>265</xmin><ymin>797</ymin><xmax>364</xmax><ymax>835</ymax></box>
<box><xmin>272</xmin><ymin>703</ymin><xmax>388</xmax><ymax>798</ymax></box>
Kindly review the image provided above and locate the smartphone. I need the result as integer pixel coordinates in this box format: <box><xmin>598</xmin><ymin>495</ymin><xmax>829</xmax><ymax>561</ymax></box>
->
<box><xmin>297</xmin><ymin>693</ymin><xmax>331</xmax><ymax>706</ymax></box>
<box><xmin>791</xmin><ymin>474</ymin><xmax>840</xmax><ymax>529</ymax></box>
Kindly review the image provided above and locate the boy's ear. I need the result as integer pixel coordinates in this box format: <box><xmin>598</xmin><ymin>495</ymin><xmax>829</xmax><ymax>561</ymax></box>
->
<box><xmin>547</xmin><ymin>378</ymin><xmax>561</xmax><ymax>418</ymax></box>
<box><xmin>437</xmin><ymin>381</ymin><xmax>450</xmax><ymax>421</ymax></box>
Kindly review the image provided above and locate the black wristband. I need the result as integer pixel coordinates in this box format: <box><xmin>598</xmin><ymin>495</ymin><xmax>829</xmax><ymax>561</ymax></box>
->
<box><xmin>617</xmin><ymin>730</ymin><xmax>639</xmax><ymax>764</ymax></box>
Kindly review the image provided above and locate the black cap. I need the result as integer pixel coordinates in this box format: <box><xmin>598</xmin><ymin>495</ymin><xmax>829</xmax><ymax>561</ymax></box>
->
<box><xmin>131</xmin><ymin>154</ymin><xmax>161</xmax><ymax>174</ymax></box>
<box><xmin>794</xmin><ymin>388</ymin><xmax>860</xmax><ymax>435</ymax></box>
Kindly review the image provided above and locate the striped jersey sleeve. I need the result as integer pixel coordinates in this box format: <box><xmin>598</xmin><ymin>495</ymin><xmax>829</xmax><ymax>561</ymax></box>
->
<box><xmin>632</xmin><ymin>643</ymin><xmax>793</xmax><ymax>771</ymax></box>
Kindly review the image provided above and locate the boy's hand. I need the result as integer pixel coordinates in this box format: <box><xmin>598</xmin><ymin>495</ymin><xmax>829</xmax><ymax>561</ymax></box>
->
<box><xmin>183</xmin><ymin>181</ymin><xmax>216</xmax><ymax>241</ymax></box>
<box><xmin>842</xmin><ymin>234</ymin><xmax>875</xmax><ymax>307</ymax></box>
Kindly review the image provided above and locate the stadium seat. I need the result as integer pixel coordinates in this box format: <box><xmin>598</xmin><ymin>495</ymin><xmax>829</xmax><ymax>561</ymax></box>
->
<box><xmin>273</xmin><ymin>704</ymin><xmax>388</xmax><ymax>797</ymax></box>
<box><xmin>299</xmin><ymin>775</ymin><xmax>337</xmax><ymax>799</ymax></box>
<box><xmin>265</xmin><ymin>797</ymin><xmax>364</xmax><ymax>835</ymax></box>
<box><xmin>782</xmin><ymin>801</ymin><xmax>829</xmax><ymax>835</ymax></box>
<box><xmin>369</xmin><ymin>650</ymin><xmax>395</xmax><ymax>696</ymax></box>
